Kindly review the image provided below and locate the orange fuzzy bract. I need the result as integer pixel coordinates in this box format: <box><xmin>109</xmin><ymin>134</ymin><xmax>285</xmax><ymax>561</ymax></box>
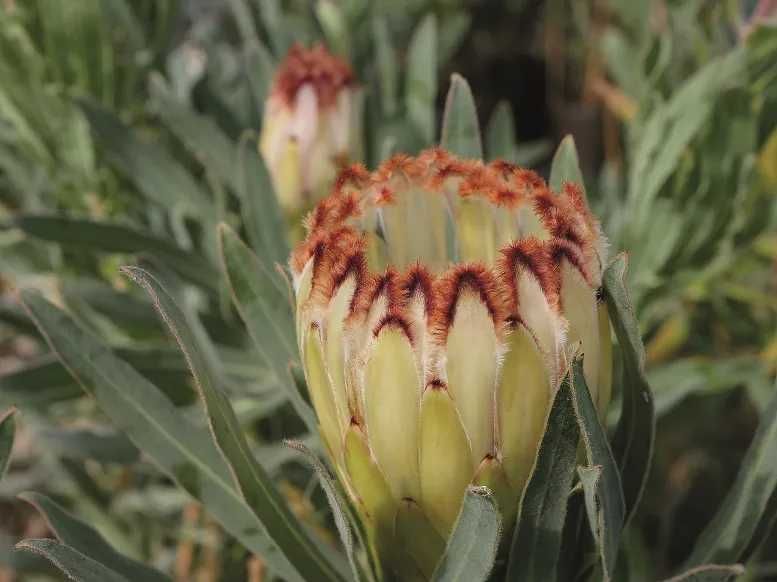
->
<box><xmin>351</xmin><ymin>268</ymin><xmax>402</xmax><ymax>321</ymax></box>
<box><xmin>292</xmin><ymin>148</ymin><xmax>603</xmax><ymax>357</ymax></box>
<box><xmin>431</xmin><ymin>264</ymin><xmax>507</xmax><ymax>342</ymax></box>
<box><xmin>373</xmin><ymin>313</ymin><xmax>415</xmax><ymax>343</ymax></box>
<box><xmin>272</xmin><ymin>43</ymin><xmax>355</xmax><ymax>109</ymax></box>
<box><xmin>498</xmin><ymin>238</ymin><xmax>560</xmax><ymax>312</ymax></box>
<box><xmin>306</xmin><ymin>229</ymin><xmax>367</xmax><ymax>308</ymax></box>
<box><xmin>400</xmin><ymin>264</ymin><xmax>436</xmax><ymax>316</ymax></box>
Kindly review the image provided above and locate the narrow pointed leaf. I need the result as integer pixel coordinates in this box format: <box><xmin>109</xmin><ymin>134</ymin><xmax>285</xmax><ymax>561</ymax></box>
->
<box><xmin>432</xmin><ymin>486</ymin><xmax>502</xmax><ymax>582</ymax></box>
<box><xmin>15</xmin><ymin>539</ymin><xmax>129</xmax><ymax>582</ymax></box>
<box><xmin>9</xmin><ymin>214</ymin><xmax>218</xmax><ymax>292</ymax></box>
<box><xmin>571</xmin><ymin>359</ymin><xmax>626</xmax><ymax>582</ymax></box>
<box><xmin>507</xmin><ymin>374</ymin><xmax>579</xmax><ymax>581</ymax></box>
<box><xmin>577</xmin><ymin>464</ymin><xmax>602</xmax><ymax>546</ymax></box>
<box><xmin>257</xmin><ymin>0</ymin><xmax>290</xmax><ymax>56</ymax></box>
<box><xmin>19</xmin><ymin>291</ymin><xmax>295</xmax><ymax>578</ymax></box>
<box><xmin>662</xmin><ymin>564</ymin><xmax>745</xmax><ymax>582</ymax></box>
<box><xmin>373</xmin><ymin>17</ymin><xmax>398</xmax><ymax>116</ymax></box>
<box><xmin>225</xmin><ymin>0</ymin><xmax>260</xmax><ymax>44</ymax></box>
<box><xmin>473</xmin><ymin>457</ymin><xmax>515</xmax><ymax>527</ymax></box>
<box><xmin>286</xmin><ymin>439</ymin><xmax>371</xmax><ymax>582</ymax></box>
<box><xmin>123</xmin><ymin>267</ymin><xmax>347</xmax><ymax>582</ymax></box>
<box><xmin>604</xmin><ymin>254</ymin><xmax>655</xmax><ymax>523</ymax></box>
<box><xmin>78</xmin><ymin>99</ymin><xmax>212</xmax><ymax>214</ymax></box>
<box><xmin>218</xmin><ymin>225</ymin><xmax>316</xmax><ymax>432</ymax></box>
<box><xmin>0</xmin><ymin>349</ymin><xmax>198</xmax><ymax>408</ymax></box>
<box><xmin>549</xmin><ymin>135</ymin><xmax>585</xmax><ymax>193</ymax></box>
<box><xmin>151</xmin><ymin>80</ymin><xmax>238</xmax><ymax>192</ymax></box>
<box><xmin>684</xmin><ymin>380</ymin><xmax>777</xmax><ymax>567</ymax></box>
<box><xmin>316</xmin><ymin>0</ymin><xmax>349</xmax><ymax>56</ymax></box>
<box><xmin>245</xmin><ymin>40</ymin><xmax>275</xmax><ymax>116</ymax></box>
<box><xmin>0</xmin><ymin>407</ymin><xmax>16</xmax><ymax>479</ymax></box>
<box><xmin>19</xmin><ymin>493</ymin><xmax>169</xmax><ymax>582</ymax></box>
<box><xmin>0</xmin><ymin>358</ymin><xmax>83</xmax><ymax>406</ymax></box>
<box><xmin>237</xmin><ymin>132</ymin><xmax>289</xmax><ymax>267</ymax></box>
<box><xmin>441</xmin><ymin>74</ymin><xmax>482</xmax><ymax>159</ymax></box>
<box><xmin>741</xmin><ymin>486</ymin><xmax>777</xmax><ymax>562</ymax></box>
<box><xmin>406</xmin><ymin>15</ymin><xmax>437</xmax><ymax>145</ymax></box>
<box><xmin>217</xmin><ymin>224</ymin><xmax>296</xmax><ymax>355</ymax></box>
<box><xmin>37</xmin><ymin>428</ymin><xmax>139</xmax><ymax>464</ymax></box>
<box><xmin>485</xmin><ymin>101</ymin><xmax>517</xmax><ymax>161</ymax></box>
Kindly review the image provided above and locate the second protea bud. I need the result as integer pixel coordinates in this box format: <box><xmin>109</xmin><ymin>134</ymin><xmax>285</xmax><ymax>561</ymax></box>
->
<box><xmin>260</xmin><ymin>44</ymin><xmax>360</xmax><ymax>214</ymax></box>
<box><xmin>291</xmin><ymin>149</ymin><xmax>612</xmax><ymax>579</ymax></box>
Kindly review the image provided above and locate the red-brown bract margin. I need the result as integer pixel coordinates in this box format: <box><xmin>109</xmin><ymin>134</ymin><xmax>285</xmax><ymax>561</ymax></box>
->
<box><xmin>272</xmin><ymin>43</ymin><xmax>356</xmax><ymax>109</ymax></box>
<box><xmin>292</xmin><ymin>148</ymin><xmax>602</xmax><ymax>359</ymax></box>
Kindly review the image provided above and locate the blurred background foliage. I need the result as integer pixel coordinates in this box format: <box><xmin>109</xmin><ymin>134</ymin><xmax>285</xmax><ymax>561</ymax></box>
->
<box><xmin>0</xmin><ymin>0</ymin><xmax>775</xmax><ymax>580</ymax></box>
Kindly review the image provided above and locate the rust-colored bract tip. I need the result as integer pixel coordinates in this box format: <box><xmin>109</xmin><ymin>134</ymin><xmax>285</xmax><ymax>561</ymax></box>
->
<box><xmin>400</xmin><ymin>264</ymin><xmax>436</xmax><ymax>315</ymax></box>
<box><xmin>498</xmin><ymin>238</ymin><xmax>560</xmax><ymax>312</ymax></box>
<box><xmin>432</xmin><ymin>264</ymin><xmax>508</xmax><ymax>341</ymax></box>
<box><xmin>351</xmin><ymin>268</ymin><xmax>401</xmax><ymax>320</ymax></box>
<box><xmin>373</xmin><ymin>312</ymin><xmax>414</xmax><ymax>344</ymax></box>
<box><xmin>425</xmin><ymin>378</ymin><xmax>448</xmax><ymax>392</ymax></box>
<box><xmin>291</xmin><ymin>146</ymin><xmax>606</xmax><ymax>369</ymax></box>
<box><xmin>272</xmin><ymin>43</ymin><xmax>355</xmax><ymax>108</ymax></box>
<box><xmin>334</xmin><ymin>164</ymin><xmax>370</xmax><ymax>196</ymax></box>
<box><xmin>548</xmin><ymin>238</ymin><xmax>590</xmax><ymax>284</ymax></box>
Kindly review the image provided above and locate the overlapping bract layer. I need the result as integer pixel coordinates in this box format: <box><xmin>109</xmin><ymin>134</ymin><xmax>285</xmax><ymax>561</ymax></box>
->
<box><xmin>260</xmin><ymin>44</ymin><xmax>360</xmax><ymax>212</ymax></box>
<box><xmin>291</xmin><ymin>148</ymin><xmax>612</xmax><ymax>578</ymax></box>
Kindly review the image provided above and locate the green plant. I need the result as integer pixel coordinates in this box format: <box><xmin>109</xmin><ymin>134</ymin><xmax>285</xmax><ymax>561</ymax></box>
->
<box><xmin>0</xmin><ymin>2</ymin><xmax>475</xmax><ymax>578</ymax></box>
<box><xmin>2</xmin><ymin>83</ymin><xmax>777</xmax><ymax>581</ymax></box>
<box><xmin>2</xmin><ymin>2</ymin><xmax>776</xmax><ymax>581</ymax></box>
<box><xmin>529</xmin><ymin>1</ymin><xmax>776</xmax><ymax>438</ymax></box>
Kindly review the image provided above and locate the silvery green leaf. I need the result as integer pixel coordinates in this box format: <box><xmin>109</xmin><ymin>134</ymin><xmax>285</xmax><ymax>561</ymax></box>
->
<box><xmin>235</xmin><ymin>135</ymin><xmax>289</xmax><ymax>267</ymax></box>
<box><xmin>405</xmin><ymin>14</ymin><xmax>437</xmax><ymax>145</ymax></box>
<box><xmin>123</xmin><ymin>267</ymin><xmax>348</xmax><ymax>582</ymax></box>
<box><xmin>571</xmin><ymin>359</ymin><xmax>626</xmax><ymax>582</ymax></box>
<box><xmin>218</xmin><ymin>224</ymin><xmax>316</xmax><ymax>432</ymax></box>
<box><xmin>604</xmin><ymin>254</ymin><xmax>655</xmax><ymax>523</ymax></box>
<box><xmin>286</xmin><ymin>439</ymin><xmax>373</xmax><ymax>582</ymax></box>
<box><xmin>15</xmin><ymin>538</ymin><xmax>129</xmax><ymax>582</ymax></box>
<box><xmin>485</xmin><ymin>101</ymin><xmax>517</xmax><ymax>161</ymax></box>
<box><xmin>549</xmin><ymin>135</ymin><xmax>585</xmax><ymax>193</ymax></box>
<box><xmin>441</xmin><ymin>74</ymin><xmax>482</xmax><ymax>160</ymax></box>
<box><xmin>507</xmin><ymin>373</ymin><xmax>579</xmax><ymax>581</ymax></box>
<box><xmin>78</xmin><ymin>99</ymin><xmax>213</xmax><ymax>215</ymax></box>
<box><xmin>19</xmin><ymin>493</ymin><xmax>169</xmax><ymax>582</ymax></box>
<box><xmin>19</xmin><ymin>291</ymin><xmax>296</xmax><ymax>579</ymax></box>
<box><xmin>0</xmin><ymin>407</ymin><xmax>15</xmax><ymax>479</ymax></box>
<box><xmin>10</xmin><ymin>214</ymin><xmax>219</xmax><ymax>292</ymax></box>
<box><xmin>684</xmin><ymin>376</ymin><xmax>777</xmax><ymax>567</ymax></box>
<box><xmin>661</xmin><ymin>563</ymin><xmax>745</xmax><ymax>582</ymax></box>
<box><xmin>432</xmin><ymin>486</ymin><xmax>501</xmax><ymax>582</ymax></box>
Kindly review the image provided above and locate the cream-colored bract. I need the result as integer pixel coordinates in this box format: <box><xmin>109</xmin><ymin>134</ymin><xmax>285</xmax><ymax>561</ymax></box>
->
<box><xmin>260</xmin><ymin>44</ymin><xmax>361</xmax><ymax>212</ymax></box>
<box><xmin>291</xmin><ymin>148</ymin><xmax>612</xmax><ymax>578</ymax></box>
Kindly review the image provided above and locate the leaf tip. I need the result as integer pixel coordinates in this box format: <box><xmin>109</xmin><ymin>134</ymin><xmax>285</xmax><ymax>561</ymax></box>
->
<box><xmin>560</xmin><ymin>134</ymin><xmax>577</xmax><ymax>149</ymax></box>
<box><xmin>467</xmin><ymin>484</ymin><xmax>494</xmax><ymax>498</ymax></box>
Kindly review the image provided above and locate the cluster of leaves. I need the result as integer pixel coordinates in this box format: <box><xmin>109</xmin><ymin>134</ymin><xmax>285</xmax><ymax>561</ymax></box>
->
<box><xmin>1</xmin><ymin>71</ymin><xmax>776</xmax><ymax>581</ymax></box>
<box><xmin>592</xmin><ymin>2</ymin><xmax>777</xmax><ymax>413</ymax></box>
<box><xmin>0</xmin><ymin>0</ymin><xmax>523</xmax><ymax>578</ymax></box>
<box><xmin>548</xmin><ymin>2</ymin><xmax>777</xmax><ymax>571</ymax></box>
<box><xmin>531</xmin><ymin>0</ymin><xmax>777</xmax><ymax>425</ymax></box>
<box><xmin>0</xmin><ymin>0</ymin><xmax>776</xmax><ymax>580</ymax></box>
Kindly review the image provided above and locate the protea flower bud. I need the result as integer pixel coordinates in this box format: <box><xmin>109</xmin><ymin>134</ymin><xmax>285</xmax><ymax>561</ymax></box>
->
<box><xmin>260</xmin><ymin>44</ymin><xmax>360</xmax><ymax>213</ymax></box>
<box><xmin>291</xmin><ymin>148</ymin><xmax>612</xmax><ymax>578</ymax></box>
